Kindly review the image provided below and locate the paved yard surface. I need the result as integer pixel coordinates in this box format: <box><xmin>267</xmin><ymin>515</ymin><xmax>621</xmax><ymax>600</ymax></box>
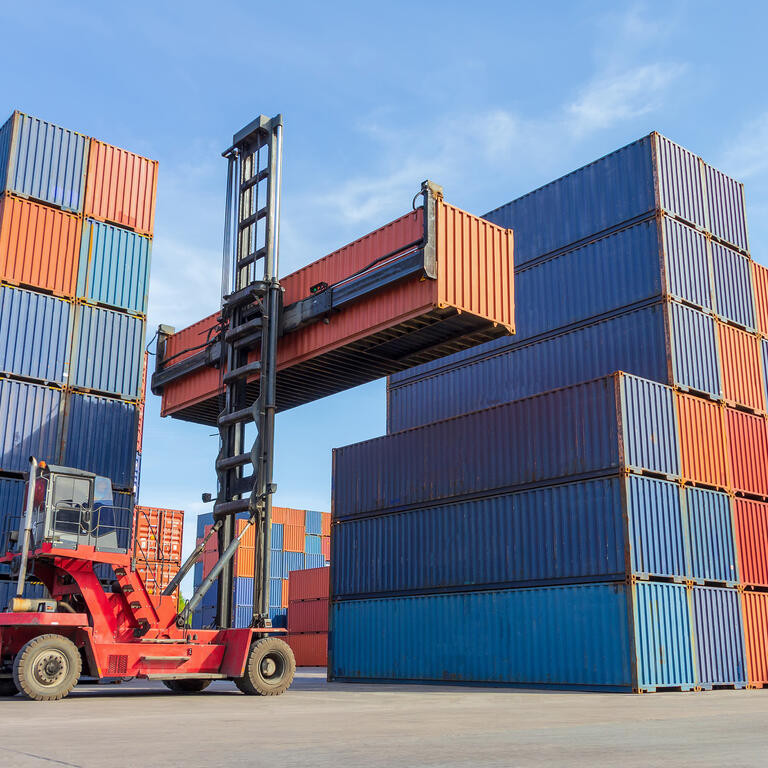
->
<box><xmin>1</xmin><ymin>669</ymin><xmax>766</xmax><ymax>767</ymax></box>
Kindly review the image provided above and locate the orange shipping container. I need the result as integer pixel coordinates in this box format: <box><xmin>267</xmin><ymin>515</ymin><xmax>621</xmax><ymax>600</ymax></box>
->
<box><xmin>137</xmin><ymin>560</ymin><xmax>179</xmax><ymax>596</ymax></box>
<box><xmin>283</xmin><ymin>524</ymin><xmax>305</xmax><ymax>553</ymax></box>
<box><xmin>734</xmin><ymin>499</ymin><xmax>768</xmax><ymax>587</ymax></box>
<box><xmin>717</xmin><ymin>322</ymin><xmax>765</xmax><ymax>413</ymax></box>
<box><xmin>85</xmin><ymin>140</ymin><xmax>158</xmax><ymax>236</ymax></box>
<box><xmin>286</xmin><ymin>632</ymin><xmax>327</xmax><ymax>667</ymax></box>
<box><xmin>135</xmin><ymin>506</ymin><xmax>184</xmax><ymax>563</ymax></box>
<box><xmin>725</xmin><ymin>408</ymin><xmax>768</xmax><ymax>497</ymax></box>
<box><xmin>752</xmin><ymin>261</ymin><xmax>768</xmax><ymax>337</ymax></box>
<box><xmin>282</xmin><ymin>579</ymin><xmax>289</xmax><ymax>609</ymax></box>
<box><xmin>158</xmin><ymin>198</ymin><xmax>514</xmax><ymax>422</ymax></box>
<box><xmin>321</xmin><ymin>511</ymin><xmax>331</xmax><ymax>537</ymax></box>
<box><xmin>235</xmin><ymin>546</ymin><xmax>255</xmax><ymax>578</ymax></box>
<box><xmin>271</xmin><ymin>507</ymin><xmax>305</xmax><ymax>526</ymax></box>
<box><xmin>289</xmin><ymin>566</ymin><xmax>329</xmax><ymax>602</ymax></box>
<box><xmin>321</xmin><ymin>536</ymin><xmax>330</xmax><ymax>560</ymax></box>
<box><xmin>0</xmin><ymin>194</ymin><xmax>81</xmax><ymax>296</ymax></box>
<box><xmin>676</xmin><ymin>393</ymin><xmax>728</xmax><ymax>489</ymax></box>
<box><xmin>742</xmin><ymin>591</ymin><xmax>768</xmax><ymax>688</ymax></box>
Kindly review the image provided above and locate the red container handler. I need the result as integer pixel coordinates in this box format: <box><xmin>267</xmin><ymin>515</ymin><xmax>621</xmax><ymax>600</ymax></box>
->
<box><xmin>734</xmin><ymin>498</ymin><xmax>768</xmax><ymax>587</ymax></box>
<box><xmin>289</xmin><ymin>566</ymin><xmax>329</xmax><ymax>602</ymax></box>
<box><xmin>287</xmin><ymin>632</ymin><xmax>328</xmax><ymax>666</ymax></box>
<box><xmin>84</xmin><ymin>140</ymin><xmax>158</xmax><ymax>236</ymax></box>
<box><xmin>725</xmin><ymin>408</ymin><xmax>768</xmax><ymax>498</ymax></box>
<box><xmin>717</xmin><ymin>322</ymin><xmax>765</xmax><ymax>413</ymax></box>
<box><xmin>287</xmin><ymin>599</ymin><xmax>329</xmax><ymax>633</ymax></box>
<box><xmin>742</xmin><ymin>590</ymin><xmax>768</xmax><ymax>688</ymax></box>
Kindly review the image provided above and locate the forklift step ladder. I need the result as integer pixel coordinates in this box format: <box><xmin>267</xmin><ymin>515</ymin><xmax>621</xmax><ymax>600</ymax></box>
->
<box><xmin>177</xmin><ymin>115</ymin><xmax>283</xmax><ymax>630</ymax></box>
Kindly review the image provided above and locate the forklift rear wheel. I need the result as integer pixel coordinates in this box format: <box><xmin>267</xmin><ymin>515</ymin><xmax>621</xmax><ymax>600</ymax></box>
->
<box><xmin>235</xmin><ymin>637</ymin><xmax>296</xmax><ymax>696</ymax></box>
<box><xmin>0</xmin><ymin>677</ymin><xmax>18</xmax><ymax>697</ymax></box>
<box><xmin>13</xmin><ymin>634</ymin><xmax>82</xmax><ymax>701</ymax></box>
<box><xmin>163</xmin><ymin>679</ymin><xmax>212</xmax><ymax>693</ymax></box>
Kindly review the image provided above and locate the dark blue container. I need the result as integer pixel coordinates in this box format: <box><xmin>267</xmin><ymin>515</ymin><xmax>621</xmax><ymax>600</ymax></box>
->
<box><xmin>270</xmin><ymin>551</ymin><xmax>284</xmax><ymax>580</ymax></box>
<box><xmin>61</xmin><ymin>392</ymin><xmax>137</xmax><ymax>489</ymax></box>
<box><xmin>0</xmin><ymin>475</ymin><xmax>25</xmax><ymax>550</ymax></box>
<box><xmin>710</xmin><ymin>242</ymin><xmax>756</xmax><ymax>330</ymax></box>
<box><xmin>691</xmin><ymin>586</ymin><xmax>747</xmax><ymax>687</ymax></box>
<box><xmin>336</xmin><ymin>374</ymin><xmax>680</xmax><ymax>520</ymax></box>
<box><xmin>387</xmin><ymin>301</ymin><xmax>720</xmax><ymax>432</ymax></box>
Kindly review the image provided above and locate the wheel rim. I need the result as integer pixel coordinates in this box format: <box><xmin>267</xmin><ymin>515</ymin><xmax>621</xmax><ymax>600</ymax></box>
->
<box><xmin>31</xmin><ymin>650</ymin><xmax>69</xmax><ymax>689</ymax></box>
<box><xmin>259</xmin><ymin>652</ymin><xmax>284</xmax><ymax>682</ymax></box>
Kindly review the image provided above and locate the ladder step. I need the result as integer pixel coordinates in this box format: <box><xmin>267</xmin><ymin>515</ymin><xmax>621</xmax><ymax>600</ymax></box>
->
<box><xmin>239</xmin><ymin>207</ymin><xmax>268</xmax><ymax>230</ymax></box>
<box><xmin>237</xmin><ymin>247</ymin><xmax>267</xmax><ymax>269</ymax></box>
<box><xmin>233</xmin><ymin>331</ymin><xmax>263</xmax><ymax>349</ymax></box>
<box><xmin>216</xmin><ymin>453</ymin><xmax>252</xmax><ymax>471</ymax></box>
<box><xmin>223</xmin><ymin>361</ymin><xmax>261</xmax><ymax>384</ymax></box>
<box><xmin>140</xmin><ymin>656</ymin><xmax>189</xmax><ymax>663</ymax></box>
<box><xmin>146</xmin><ymin>673</ymin><xmax>227</xmax><ymax>680</ymax></box>
<box><xmin>240</xmin><ymin>167</ymin><xmax>269</xmax><ymax>192</ymax></box>
<box><xmin>218</xmin><ymin>406</ymin><xmax>255</xmax><ymax>426</ymax></box>
<box><xmin>225</xmin><ymin>316</ymin><xmax>262</xmax><ymax>342</ymax></box>
<box><xmin>214</xmin><ymin>498</ymin><xmax>252</xmax><ymax>515</ymax></box>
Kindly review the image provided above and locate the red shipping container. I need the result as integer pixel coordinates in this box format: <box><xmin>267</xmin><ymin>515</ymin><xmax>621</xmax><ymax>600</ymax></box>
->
<box><xmin>742</xmin><ymin>591</ymin><xmax>768</xmax><ymax>688</ymax></box>
<box><xmin>0</xmin><ymin>194</ymin><xmax>81</xmax><ymax>297</ymax></box>
<box><xmin>321</xmin><ymin>536</ymin><xmax>330</xmax><ymax>560</ymax></box>
<box><xmin>137</xmin><ymin>560</ymin><xmax>179</xmax><ymax>596</ymax></box>
<box><xmin>676</xmin><ymin>393</ymin><xmax>728</xmax><ymax>489</ymax></box>
<box><xmin>135</xmin><ymin>506</ymin><xmax>184</xmax><ymax>563</ymax></box>
<box><xmin>752</xmin><ymin>261</ymin><xmax>768</xmax><ymax>337</ymax></box>
<box><xmin>717</xmin><ymin>322</ymin><xmax>765</xmax><ymax>413</ymax></box>
<box><xmin>286</xmin><ymin>632</ymin><xmax>327</xmax><ymax>666</ymax></box>
<box><xmin>287</xmin><ymin>598</ymin><xmax>329</xmax><ymax>633</ymax></box>
<box><xmin>282</xmin><ymin>579</ymin><xmax>289</xmax><ymax>609</ymax></box>
<box><xmin>321</xmin><ymin>511</ymin><xmax>331</xmax><ymax>537</ymax></box>
<box><xmin>734</xmin><ymin>498</ymin><xmax>768</xmax><ymax>586</ymax></box>
<box><xmin>283</xmin><ymin>524</ymin><xmax>305</xmax><ymax>553</ymax></box>
<box><xmin>159</xmin><ymin>200</ymin><xmax>514</xmax><ymax>421</ymax></box>
<box><xmin>289</xmin><ymin>566</ymin><xmax>329</xmax><ymax>601</ymax></box>
<box><xmin>85</xmin><ymin>140</ymin><xmax>158</xmax><ymax>235</ymax></box>
<box><xmin>725</xmin><ymin>408</ymin><xmax>768</xmax><ymax>497</ymax></box>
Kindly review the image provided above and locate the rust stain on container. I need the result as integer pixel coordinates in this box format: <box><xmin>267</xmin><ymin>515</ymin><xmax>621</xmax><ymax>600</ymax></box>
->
<box><xmin>0</xmin><ymin>195</ymin><xmax>81</xmax><ymax>296</ymax></box>
<box><xmin>741</xmin><ymin>591</ymin><xmax>768</xmax><ymax>687</ymax></box>
<box><xmin>159</xmin><ymin>199</ymin><xmax>514</xmax><ymax>421</ymax></box>
<box><xmin>676</xmin><ymin>393</ymin><xmax>728</xmax><ymax>489</ymax></box>
<box><xmin>84</xmin><ymin>140</ymin><xmax>158</xmax><ymax>236</ymax></box>
<box><xmin>734</xmin><ymin>498</ymin><xmax>768</xmax><ymax>587</ymax></box>
<box><xmin>717</xmin><ymin>322</ymin><xmax>765</xmax><ymax>413</ymax></box>
<box><xmin>725</xmin><ymin>407</ymin><xmax>768</xmax><ymax>497</ymax></box>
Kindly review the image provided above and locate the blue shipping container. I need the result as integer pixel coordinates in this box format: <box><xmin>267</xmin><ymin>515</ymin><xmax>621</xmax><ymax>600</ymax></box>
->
<box><xmin>710</xmin><ymin>241</ymin><xmax>756</xmax><ymax>330</ymax></box>
<box><xmin>77</xmin><ymin>219</ymin><xmax>152</xmax><ymax>315</ymax></box>
<box><xmin>387</xmin><ymin>300</ymin><xmax>720</xmax><ymax>432</ymax></box>
<box><xmin>284</xmin><ymin>552</ymin><xmax>304</xmax><ymax>578</ymax></box>
<box><xmin>330</xmin><ymin>581</ymin><xmax>696</xmax><ymax>691</ymax></box>
<box><xmin>0</xmin><ymin>476</ymin><xmax>25</xmax><ymax>550</ymax></box>
<box><xmin>0</xmin><ymin>379</ymin><xmax>62</xmax><ymax>473</ymax></box>
<box><xmin>70</xmin><ymin>304</ymin><xmax>145</xmax><ymax>399</ymax></box>
<box><xmin>62</xmin><ymin>392</ymin><xmax>137</xmax><ymax>489</ymax></box>
<box><xmin>704</xmin><ymin>162</ymin><xmax>750</xmax><ymax>254</ymax></box>
<box><xmin>336</xmin><ymin>374</ymin><xmax>680</xmax><ymax>519</ymax></box>
<box><xmin>691</xmin><ymin>585</ymin><xmax>747</xmax><ymax>687</ymax></box>
<box><xmin>0</xmin><ymin>285</ymin><xmax>72</xmax><ymax>384</ymax></box>
<box><xmin>0</xmin><ymin>111</ymin><xmax>89</xmax><ymax>212</ymax></box>
<box><xmin>305</xmin><ymin>553</ymin><xmax>326</xmax><ymax>569</ymax></box>
<box><xmin>305</xmin><ymin>534</ymin><xmax>322</xmax><ymax>555</ymax></box>
<box><xmin>684</xmin><ymin>488</ymin><xmax>739</xmax><ymax>584</ymax></box>
<box><xmin>305</xmin><ymin>509</ymin><xmax>322</xmax><ymax>535</ymax></box>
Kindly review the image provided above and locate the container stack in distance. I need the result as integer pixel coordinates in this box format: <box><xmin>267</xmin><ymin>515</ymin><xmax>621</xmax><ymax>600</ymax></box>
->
<box><xmin>133</xmin><ymin>506</ymin><xmax>184</xmax><ymax>596</ymax></box>
<box><xmin>331</xmin><ymin>132</ymin><xmax>765</xmax><ymax>692</ymax></box>
<box><xmin>190</xmin><ymin>508</ymin><xmax>330</xmax><ymax>629</ymax></box>
<box><xmin>286</xmin><ymin>566</ymin><xmax>329</xmax><ymax>666</ymax></box>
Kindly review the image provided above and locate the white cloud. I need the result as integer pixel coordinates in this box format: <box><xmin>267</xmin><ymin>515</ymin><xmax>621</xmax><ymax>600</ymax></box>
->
<box><xmin>566</xmin><ymin>63</ymin><xmax>686</xmax><ymax>137</ymax></box>
<box><xmin>721</xmin><ymin>111</ymin><xmax>768</xmax><ymax>179</ymax></box>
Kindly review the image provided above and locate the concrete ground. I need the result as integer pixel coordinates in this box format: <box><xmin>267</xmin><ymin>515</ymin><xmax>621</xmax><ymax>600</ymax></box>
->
<box><xmin>1</xmin><ymin>669</ymin><xmax>766</xmax><ymax>767</ymax></box>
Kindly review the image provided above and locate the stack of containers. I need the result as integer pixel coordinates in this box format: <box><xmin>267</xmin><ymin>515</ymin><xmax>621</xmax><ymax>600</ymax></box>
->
<box><xmin>190</xmin><ymin>508</ymin><xmax>330</xmax><ymax>629</ymax></box>
<box><xmin>133</xmin><ymin>505</ymin><xmax>184</xmax><ymax>595</ymax></box>
<box><xmin>330</xmin><ymin>132</ymin><xmax>764</xmax><ymax>692</ymax></box>
<box><xmin>0</xmin><ymin>111</ymin><xmax>156</xmax><ymax>556</ymax></box>
<box><xmin>286</xmin><ymin>566</ymin><xmax>329</xmax><ymax>665</ymax></box>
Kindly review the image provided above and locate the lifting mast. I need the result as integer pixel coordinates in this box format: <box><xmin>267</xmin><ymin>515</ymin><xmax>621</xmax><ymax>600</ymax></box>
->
<box><xmin>174</xmin><ymin>115</ymin><xmax>283</xmax><ymax>628</ymax></box>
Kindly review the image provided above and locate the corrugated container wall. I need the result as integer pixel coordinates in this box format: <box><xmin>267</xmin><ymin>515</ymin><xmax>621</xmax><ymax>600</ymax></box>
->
<box><xmin>0</xmin><ymin>476</ymin><xmax>26</xmax><ymax>548</ymax></box>
<box><xmin>61</xmin><ymin>392</ymin><xmax>137</xmax><ymax>489</ymax></box>
<box><xmin>84</xmin><ymin>140</ymin><xmax>158</xmax><ymax>235</ymax></box>
<box><xmin>0</xmin><ymin>285</ymin><xmax>71</xmax><ymax>383</ymax></box>
<box><xmin>0</xmin><ymin>195</ymin><xmax>81</xmax><ymax>297</ymax></box>
<box><xmin>0</xmin><ymin>111</ymin><xmax>88</xmax><ymax>212</ymax></box>
<box><xmin>684</xmin><ymin>487</ymin><xmax>739</xmax><ymax>584</ymax></box>
<box><xmin>734</xmin><ymin>499</ymin><xmax>768</xmax><ymax>587</ymax></box>
<box><xmin>0</xmin><ymin>379</ymin><xmax>62</xmax><ymax>473</ymax></box>
<box><xmin>69</xmin><ymin>304</ymin><xmax>145</xmax><ymax>399</ymax></box>
<box><xmin>741</xmin><ymin>591</ymin><xmax>768</xmax><ymax>687</ymax></box>
<box><xmin>77</xmin><ymin>219</ymin><xmax>152</xmax><ymax>314</ymax></box>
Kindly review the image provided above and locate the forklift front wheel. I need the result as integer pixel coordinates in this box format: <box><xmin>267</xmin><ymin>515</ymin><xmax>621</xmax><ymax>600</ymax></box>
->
<box><xmin>13</xmin><ymin>634</ymin><xmax>82</xmax><ymax>701</ymax></box>
<box><xmin>235</xmin><ymin>637</ymin><xmax>296</xmax><ymax>696</ymax></box>
<box><xmin>163</xmin><ymin>679</ymin><xmax>212</xmax><ymax>693</ymax></box>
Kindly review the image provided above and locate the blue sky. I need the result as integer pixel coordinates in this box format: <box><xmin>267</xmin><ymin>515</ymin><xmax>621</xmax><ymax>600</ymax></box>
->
<box><xmin>4</xmin><ymin>1</ymin><xmax>767</xmax><ymax>590</ymax></box>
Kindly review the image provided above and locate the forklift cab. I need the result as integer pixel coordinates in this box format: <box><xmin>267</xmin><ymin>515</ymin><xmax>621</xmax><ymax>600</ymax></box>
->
<box><xmin>17</xmin><ymin>463</ymin><xmax>131</xmax><ymax>555</ymax></box>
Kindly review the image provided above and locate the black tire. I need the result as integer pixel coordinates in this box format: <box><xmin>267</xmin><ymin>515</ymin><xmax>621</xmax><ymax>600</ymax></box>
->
<box><xmin>0</xmin><ymin>677</ymin><xmax>18</xmax><ymax>697</ymax></box>
<box><xmin>13</xmin><ymin>634</ymin><xmax>82</xmax><ymax>701</ymax></box>
<box><xmin>163</xmin><ymin>679</ymin><xmax>212</xmax><ymax>693</ymax></box>
<box><xmin>235</xmin><ymin>637</ymin><xmax>295</xmax><ymax>696</ymax></box>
